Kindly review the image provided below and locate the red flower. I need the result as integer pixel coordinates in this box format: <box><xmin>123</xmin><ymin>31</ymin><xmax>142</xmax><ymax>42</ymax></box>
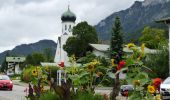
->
<box><xmin>116</xmin><ymin>61</ymin><xmax>126</xmax><ymax>71</ymax></box>
<box><xmin>58</xmin><ymin>62</ymin><xmax>64</xmax><ymax>67</ymax></box>
<box><xmin>116</xmin><ymin>65</ymin><xmax>122</xmax><ymax>71</ymax></box>
<box><xmin>119</xmin><ymin>60</ymin><xmax>126</xmax><ymax>67</ymax></box>
<box><xmin>152</xmin><ymin>78</ymin><xmax>162</xmax><ymax>91</ymax></box>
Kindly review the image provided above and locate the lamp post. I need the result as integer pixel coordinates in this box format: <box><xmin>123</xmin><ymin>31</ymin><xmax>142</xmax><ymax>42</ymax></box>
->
<box><xmin>156</xmin><ymin>17</ymin><xmax>170</xmax><ymax>76</ymax></box>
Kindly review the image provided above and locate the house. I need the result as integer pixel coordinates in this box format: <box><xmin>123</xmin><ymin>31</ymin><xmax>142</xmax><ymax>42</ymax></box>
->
<box><xmin>89</xmin><ymin>44</ymin><xmax>157</xmax><ymax>58</ymax></box>
<box><xmin>6</xmin><ymin>57</ymin><xmax>25</xmax><ymax>75</ymax></box>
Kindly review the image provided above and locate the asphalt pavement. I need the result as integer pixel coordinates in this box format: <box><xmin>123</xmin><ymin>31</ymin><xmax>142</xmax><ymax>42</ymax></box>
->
<box><xmin>0</xmin><ymin>80</ymin><xmax>126</xmax><ymax>100</ymax></box>
<box><xmin>0</xmin><ymin>85</ymin><xmax>27</xmax><ymax>100</ymax></box>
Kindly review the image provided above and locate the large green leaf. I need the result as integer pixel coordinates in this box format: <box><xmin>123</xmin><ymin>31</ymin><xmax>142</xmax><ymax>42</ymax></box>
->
<box><xmin>134</xmin><ymin>72</ymin><xmax>149</xmax><ymax>86</ymax></box>
<box><xmin>107</xmin><ymin>72</ymin><xmax>115</xmax><ymax>79</ymax></box>
<box><xmin>128</xmin><ymin>91</ymin><xmax>142</xmax><ymax>100</ymax></box>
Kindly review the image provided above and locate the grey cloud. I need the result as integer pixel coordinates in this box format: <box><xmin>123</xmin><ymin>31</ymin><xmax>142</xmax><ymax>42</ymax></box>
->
<box><xmin>0</xmin><ymin>0</ymin><xmax>143</xmax><ymax>52</ymax></box>
<box><xmin>15</xmin><ymin>0</ymin><xmax>48</xmax><ymax>4</ymax></box>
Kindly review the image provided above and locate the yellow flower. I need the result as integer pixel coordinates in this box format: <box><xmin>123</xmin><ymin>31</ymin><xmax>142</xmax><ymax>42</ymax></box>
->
<box><xmin>141</xmin><ymin>43</ymin><xmax>145</xmax><ymax>53</ymax></box>
<box><xmin>87</xmin><ymin>64</ymin><xmax>95</xmax><ymax>72</ymax></box>
<box><xmin>133</xmin><ymin>80</ymin><xmax>140</xmax><ymax>86</ymax></box>
<box><xmin>32</xmin><ymin>70</ymin><xmax>38</xmax><ymax>76</ymax></box>
<box><xmin>41</xmin><ymin>76</ymin><xmax>46</xmax><ymax>81</ymax></box>
<box><xmin>127</xmin><ymin>43</ymin><xmax>135</xmax><ymax>48</ymax></box>
<box><xmin>111</xmin><ymin>59</ymin><xmax>115</xmax><ymax>66</ymax></box>
<box><xmin>147</xmin><ymin>85</ymin><xmax>156</xmax><ymax>94</ymax></box>
<box><xmin>36</xmin><ymin>67</ymin><xmax>41</xmax><ymax>71</ymax></box>
<box><xmin>155</xmin><ymin>94</ymin><xmax>161</xmax><ymax>100</ymax></box>
<box><xmin>45</xmin><ymin>66</ymin><xmax>49</xmax><ymax>71</ymax></box>
<box><xmin>92</xmin><ymin>59</ymin><xmax>100</xmax><ymax>65</ymax></box>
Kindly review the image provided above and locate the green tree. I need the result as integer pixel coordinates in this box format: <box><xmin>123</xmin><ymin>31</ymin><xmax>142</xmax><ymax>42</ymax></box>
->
<box><xmin>139</xmin><ymin>26</ymin><xmax>167</xmax><ymax>49</ymax></box>
<box><xmin>110</xmin><ymin>16</ymin><xmax>124</xmax><ymax>100</ymax></box>
<box><xmin>77</xmin><ymin>52</ymin><xmax>96</xmax><ymax>64</ymax></box>
<box><xmin>0</xmin><ymin>52</ymin><xmax>10</xmax><ymax>72</ymax></box>
<box><xmin>110</xmin><ymin>17</ymin><xmax>124</xmax><ymax>63</ymax></box>
<box><xmin>63</xmin><ymin>21</ymin><xmax>98</xmax><ymax>58</ymax></box>
<box><xmin>43</xmin><ymin>48</ymin><xmax>53</xmax><ymax>62</ymax></box>
<box><xmin>145</xmin><ymin>43</ymin><xmax>169</xmax><ymax>79</ymax></box>
<box><xmin>26</xmin><ymin>53</ymin><xmax>45</xmax><ymax>66</ymax></box>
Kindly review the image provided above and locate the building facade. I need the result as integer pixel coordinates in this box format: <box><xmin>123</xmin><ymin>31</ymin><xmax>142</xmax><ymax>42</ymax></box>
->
<box><xmin>54</xmin><ymin>6</ymin><xmax>76</xmax><ymax>66</ymax></box>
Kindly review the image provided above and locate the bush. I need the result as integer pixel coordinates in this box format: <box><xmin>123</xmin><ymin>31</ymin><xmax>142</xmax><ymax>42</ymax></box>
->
<box><xmin>10</xmin><ymin>74</ymin><xmax>21</xmax><ymax>80</ymax></box>
<box><xmin>39</xmin><ymin>91</ymin><xmax>60</xmax><ymax>100</ymax></box>
<box><xmin>75</xmin><ymin>91</ymin><xmax>104</xmax><ymax>100</ymax></box>
<box><xmin>21</xmin><ymin>66</ymin><xmax>43</xmax><ymax>82</ymax></box>
<box><xmin>42</xmin><ymin>66</ymin><xmax>59</xmax><ymax>82</ymax></box>
<box><xmin>21</xmin><ymin>67</ymin><xmax>33</xmax><ymax>82</ymax></box>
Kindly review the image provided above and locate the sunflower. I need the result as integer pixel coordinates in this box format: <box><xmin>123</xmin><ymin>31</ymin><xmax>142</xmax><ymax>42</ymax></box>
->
<box><xmin>87</xmin><ymin>64</ymin><xmax>95</xmax><ymax>72</ymax></box>
<box><xmin>127</xmin><ymin>43</ymin><xmax>135</xmax><ymax>48</ymax></box>
<box><xmin>32</xmin><ymin>70</ymin><xmax>38</xmax><ymax>76</ymax></box>
<box><xmin>41</xmin><ymin>76</ymin><xmax>46</xmax><ymax>81</ymax></box>
<box><xmin>92</xmin><ymin>59</ymin><xmax>100</xmax><ymax>65</ymax></box>
<box><xmin>155</xmin><ymin>94</ymin><xmax>161</xmax><ymax>100</ymax></box>
<box><xmin>147</xmin><ymin>85</ymin><xmax>156</xmax><ymax>94</ymax></box>
<box><xmin>133</xmin><ymin>80</ymin><xmax>140</xmax><ymax>86</ymax></box>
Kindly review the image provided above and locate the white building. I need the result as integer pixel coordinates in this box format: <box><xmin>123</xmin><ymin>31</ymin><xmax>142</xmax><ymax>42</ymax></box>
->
<box><xmin>54</xmin><ymin>6</ymin><xmax>76</xmax><ymax>67</ymax></box>
<box><xmin>89</xmin><ymin>44</ymin><xmax>157</xmax><ymax>58</ymax></box>
<box><xmin>6</xmin><ymin>57</ymin><xmax>25</xmax><ymax>75</ymax></box>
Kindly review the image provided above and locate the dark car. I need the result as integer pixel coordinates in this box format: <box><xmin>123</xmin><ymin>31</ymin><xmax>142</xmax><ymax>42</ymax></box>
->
<box><xmin>0</xmin><ymin>75</ymin><xmax>13</xmax><ymax>91</ymax></box>
<box><xmin>120</xmin><ymin>85</ymin><xmax>133</xmax><ymax>96</ymax></box>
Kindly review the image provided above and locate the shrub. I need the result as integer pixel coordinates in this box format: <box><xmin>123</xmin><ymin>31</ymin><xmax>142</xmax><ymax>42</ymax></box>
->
<box><xmin>75</xmin><ymin>91</ymin><xmax>104</xmax><ymax>100</ymax></box>
<box><xmin>21</xmin><ymin>66</ymin><xmax>44</xmax><ymax>82</ymax></box>
<box><xmin>42</xmin><ymin>66</ymin><xmax>59</xmax><ymax>81</ymax></box>
<box><xmin>21</xmin><ymin>67</ymin><xmax>33</xmax><ymax>82</ymax></box>
<box><xmin>39</xmin><ymin>91</ymin><xmax>60</xmax><ymax>100</ymax></box>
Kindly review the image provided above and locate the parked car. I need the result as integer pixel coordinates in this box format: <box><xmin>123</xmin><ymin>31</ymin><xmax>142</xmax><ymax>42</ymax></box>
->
<box><xmin>120</xmin><ymin>85</ymin><xmax>133</xmax><ymax>96</ymax></box>
<box><xmin>160</xmin><ymin>77</ymin><xmax>170</xmax><ymax>100</ymax></box>
<box><xmin>0</xmin><ymin>75</ymin><xmax>13</xmax><ymax>91</ymax></box>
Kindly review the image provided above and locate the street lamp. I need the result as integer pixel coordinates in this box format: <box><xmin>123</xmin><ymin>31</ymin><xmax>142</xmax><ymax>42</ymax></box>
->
<box><xmin>156</xmin><ymin>17</ymin><xmax>170</xmax><ymax>76</ymax></box>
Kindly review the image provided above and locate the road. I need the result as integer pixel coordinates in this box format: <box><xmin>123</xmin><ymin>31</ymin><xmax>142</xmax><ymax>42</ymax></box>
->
<box><xmin>0</xmin><ymin>85</ymin><xmax>27</xmax><ymax>100</ymax></box>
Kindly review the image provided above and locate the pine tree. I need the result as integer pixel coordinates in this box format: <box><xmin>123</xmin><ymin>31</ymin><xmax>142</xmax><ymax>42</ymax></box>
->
<box><xmin>110</xmin><ymin>16</ymin><xmax>123</xmax><ymax>64</ymax></box>
<box><xmin>110</xmin><ymin>16</ymin><xmax>124</xmax><ymax>100</ymax></box>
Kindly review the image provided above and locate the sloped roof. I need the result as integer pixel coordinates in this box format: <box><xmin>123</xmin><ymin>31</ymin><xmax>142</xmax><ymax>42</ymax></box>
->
<box><xmin>89</xmin><ymin>44</ymin><xmax>158</xmax><ymax>54</ymax></box>
<box><xmin>41</xmin><ymin>62</ymin><xmax>58</xmax><ymax>66</ymax></box>
<box><xmin>156</xmin><ymin>17</ymin><xmax>170</xmax><ymax>24</ymax></box>
<box><xmin>89</xmin><ymin>44</ymin><xmax>109</xmax><ymax>52</ymax></box>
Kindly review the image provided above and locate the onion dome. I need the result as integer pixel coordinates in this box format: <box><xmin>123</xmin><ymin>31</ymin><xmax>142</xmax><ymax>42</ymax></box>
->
<box><xmin>61</xmin><ymin>7</ymin><xmax>76</xmax><ymax>22</ymax></box>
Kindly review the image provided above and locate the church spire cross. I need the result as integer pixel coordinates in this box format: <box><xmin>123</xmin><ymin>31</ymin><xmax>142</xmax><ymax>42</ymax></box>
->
<box><xmin>68</xmin><ymin>0</ymin><xmax>70</xmax><ymax>11</ymax></box>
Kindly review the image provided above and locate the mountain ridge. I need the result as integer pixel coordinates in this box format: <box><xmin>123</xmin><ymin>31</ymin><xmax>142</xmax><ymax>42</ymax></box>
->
<box><xmin>95</xmin><ymin>0</ymin><xmax>170</xmax><ymax>43</ymax></box>
<box><xmin>0</xmin><ymin>39</ymin><xmax>57</xmax><ymax>64</ymax></box>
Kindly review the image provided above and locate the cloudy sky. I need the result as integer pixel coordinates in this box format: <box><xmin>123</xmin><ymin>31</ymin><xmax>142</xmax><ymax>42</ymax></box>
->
<box><xmin>0</xmin><ymin>0</ymin><xmax>144</xmax><ymax>53</ymax></box>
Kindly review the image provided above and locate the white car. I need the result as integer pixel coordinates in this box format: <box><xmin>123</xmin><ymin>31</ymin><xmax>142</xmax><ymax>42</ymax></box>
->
<box><xmin>160</xmin><ymin>77</ymin><xmax>170</xmax><ymax>100</ymax></box>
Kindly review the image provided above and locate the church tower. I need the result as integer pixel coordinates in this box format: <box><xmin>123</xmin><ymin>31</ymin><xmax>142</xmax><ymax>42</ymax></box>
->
<box><xmin>54</xmin><ymin>6</ymin><xmax>76</xmax><ymax>66</ymax></box>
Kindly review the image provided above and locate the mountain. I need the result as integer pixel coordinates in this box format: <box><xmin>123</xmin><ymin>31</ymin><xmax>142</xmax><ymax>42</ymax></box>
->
<box><xmin>95</xmin><ymin>0</ymin><xmax>170</xmax><ymax>43</ymax></box>
<box><xmin>0</xmin><ymin>40</ymin><xmax>57</xmax><ymax>64</ymax></box>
